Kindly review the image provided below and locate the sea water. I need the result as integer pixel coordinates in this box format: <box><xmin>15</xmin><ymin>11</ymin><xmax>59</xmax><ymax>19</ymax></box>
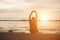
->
<box><xmin>0</xmin><ymin>21</ymin><xmax>60</xmax><ymax>34</ymax></box>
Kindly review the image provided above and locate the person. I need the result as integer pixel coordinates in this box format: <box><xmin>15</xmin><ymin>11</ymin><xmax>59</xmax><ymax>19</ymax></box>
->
<box><xmin>29</xmin><ymin>10</ymin><xmax>38</xmax><ymax>33</ymax></box>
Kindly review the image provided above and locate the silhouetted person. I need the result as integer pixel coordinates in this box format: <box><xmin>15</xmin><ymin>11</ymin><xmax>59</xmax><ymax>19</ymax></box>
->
<box><xmin>29</xmin><ymin>10</ymin><xmax>38</xmax><ymax>33</ymax></box>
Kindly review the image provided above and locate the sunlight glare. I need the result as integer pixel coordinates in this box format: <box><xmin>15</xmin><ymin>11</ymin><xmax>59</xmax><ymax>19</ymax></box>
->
<box><xmin>40</xmin><ymin>15</ymin><xmax>48</xmax><ymax>20</ymax></box>
<box><xmin>38</xmin><ymin>10</ymin><xmax>50</xmax><ymax>21</ymax></box>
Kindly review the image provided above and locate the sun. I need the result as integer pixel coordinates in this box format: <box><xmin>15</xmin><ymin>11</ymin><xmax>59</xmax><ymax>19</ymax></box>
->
<box><xmin>40</xmin><ymin>15</ymin><xmax>48</xmax><ymax>20</ymax></box>
<box><xmin>38</xmin><ymin>10</ymin><xmax>49</xmax><ymax>21</ymax></box>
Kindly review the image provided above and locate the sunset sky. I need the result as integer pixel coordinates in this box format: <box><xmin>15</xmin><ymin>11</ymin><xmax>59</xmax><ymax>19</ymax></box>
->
<box><xmin>0</xmin><ymin>0</ymin><xmax>60</xmax><ymax>20</ymax></box>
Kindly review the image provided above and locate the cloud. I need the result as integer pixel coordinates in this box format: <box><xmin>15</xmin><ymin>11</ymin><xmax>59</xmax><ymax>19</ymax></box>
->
<box><xmin>0</xmin><ymin>0</ymin><xmax>30</xmax><ymax>9</ymax></box>
<box><xmin>0</xmin><ymin>0</ymin><xmax>60</xmax><ymax>20</ymax></box>
<box><xmin>0</xmin><ymin>0</ymin><xmax>59</xmax><ymax>9</ymax></box>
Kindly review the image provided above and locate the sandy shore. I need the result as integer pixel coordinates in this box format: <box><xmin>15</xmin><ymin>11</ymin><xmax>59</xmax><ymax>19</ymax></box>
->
<box><xmin>0</xmin><ymin>32</ymin><xmax>60</xmax><ymax>40</ymax></box>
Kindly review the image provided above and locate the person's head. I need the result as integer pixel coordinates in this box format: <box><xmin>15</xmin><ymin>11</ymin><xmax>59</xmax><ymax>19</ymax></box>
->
<box><xmin>32</xmin><ymin>17</ymin><xmax>35</xmax><ymax>20</ymax></box>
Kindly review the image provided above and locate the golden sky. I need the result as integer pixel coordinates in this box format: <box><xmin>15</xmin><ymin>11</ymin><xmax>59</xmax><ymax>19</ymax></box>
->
<box><xmin>0</xmin><ymin>0</ymin><xmax>60</xmax><ymax>20</ymax></box>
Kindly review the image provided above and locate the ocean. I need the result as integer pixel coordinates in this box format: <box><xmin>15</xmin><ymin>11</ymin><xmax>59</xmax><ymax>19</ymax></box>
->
<box><xmin>0</xmin><ymin>21</ymin><xmax>60</xmax><ymax>33</ymax></box>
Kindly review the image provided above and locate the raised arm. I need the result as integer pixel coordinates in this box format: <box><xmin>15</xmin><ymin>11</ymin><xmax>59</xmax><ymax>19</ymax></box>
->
<box><xmin>35</xmin><ymin>11</ymin><xmax>37</xmax><ymax>20</ymax></box>
<box><xmin>29</xmin><ymin>11</ymin><xmax>33</xmax><ymax>20</ymax></box>
<box><xmin>29</xmin><ymin>10</ymin><xmax>37</xmax><ymax>20</ymax></box>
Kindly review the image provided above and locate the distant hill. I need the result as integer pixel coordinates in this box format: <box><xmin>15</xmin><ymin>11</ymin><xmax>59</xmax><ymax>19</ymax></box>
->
<box><xmin>0</xmin><ymin>20</ymin><xmax>60</xmax><ymax>22</ymax></box>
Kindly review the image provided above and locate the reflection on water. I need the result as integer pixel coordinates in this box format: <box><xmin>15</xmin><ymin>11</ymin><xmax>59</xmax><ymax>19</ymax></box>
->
<box><xmin>0</xmin><ymin>21</ymin><xmax>60</xmax><ymax>34</ymax></box>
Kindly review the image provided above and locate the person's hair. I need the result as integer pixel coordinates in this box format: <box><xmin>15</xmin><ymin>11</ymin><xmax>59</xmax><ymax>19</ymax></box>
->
<box><xmin>32</xmin><ymin>17</ymin><xmax>35</xmax><ymax>19</ymax></box>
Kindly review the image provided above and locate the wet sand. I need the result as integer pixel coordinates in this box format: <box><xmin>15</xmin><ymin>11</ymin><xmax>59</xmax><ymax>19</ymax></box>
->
<box><xmin>0</xmin><ymin>32</ymin><xmax>60</xmax><ymax>40</ymax></box>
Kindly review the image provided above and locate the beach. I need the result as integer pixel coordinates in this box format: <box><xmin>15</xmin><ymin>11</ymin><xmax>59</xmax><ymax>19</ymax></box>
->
<box><xmin>0</xmin><ymin>32</ymin><xmax>60</xmax><ymax>40</ymax></box>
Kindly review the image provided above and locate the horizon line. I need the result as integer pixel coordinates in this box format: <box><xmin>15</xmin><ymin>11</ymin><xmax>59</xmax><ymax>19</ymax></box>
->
<box><xmin>0</xmin><ymin>20</ymin><xmax>60</xmax><ymax>22</ymax></box>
